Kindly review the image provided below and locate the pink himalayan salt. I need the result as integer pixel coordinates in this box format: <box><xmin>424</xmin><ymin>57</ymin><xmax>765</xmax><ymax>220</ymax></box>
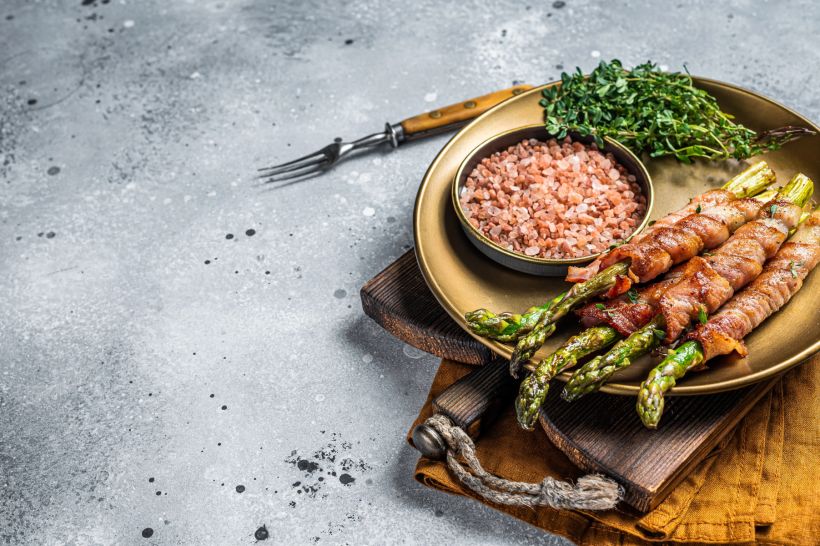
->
<box><xmin>460</xmin><ymin>137</ymin><xmax>647</xmax><ymax>260</ymax></box>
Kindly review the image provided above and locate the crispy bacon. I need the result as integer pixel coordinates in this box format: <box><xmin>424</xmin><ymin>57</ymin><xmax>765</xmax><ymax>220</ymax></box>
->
<box><xmin>659</xmin><ymin>200</ymin><xmax>804</xmax><ymax>342</ymax></box>
<box><xmin>575</xmin><ymin>266</ymin><xmax>687</xmax><ymax>335</ymax></box>
<box><xmin>688</xmin><ymin>211</ymin><xmax>820</xmax><ymax>361</ymax></box>
<box><xmin>590</xmin><ymin>197</ymin><xmax>763</xmax><ymax>286</ymax></box>
<box><xmin>576</xmin><ymin>300</ymin><xmax>655</xmax><ymax>336</ymax></box>
<box><xmin>644</xmin><ymin>189</ymin><xmax>736</xmax><ymax>234</ymax></box>
<box><xmin>566</xmin><ymin>189</ymin><xmax>735</xmax><ymax>283</ymax></box>
<box><xmin>603</xmin><ymin>274</ymin><xmax>635</xmax><ymax>299</ymax></box>
<box><xmin>658</xmin><ymin>257</ymin><xmax>734</xmax><ymax>342</ymax></box>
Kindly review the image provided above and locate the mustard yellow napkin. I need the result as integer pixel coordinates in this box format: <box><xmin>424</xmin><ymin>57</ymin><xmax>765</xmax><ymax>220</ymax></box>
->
<box><xmin>408</xmin><ymin>356</ymin><xmax>819</xmax><ymax>545</ymax></box>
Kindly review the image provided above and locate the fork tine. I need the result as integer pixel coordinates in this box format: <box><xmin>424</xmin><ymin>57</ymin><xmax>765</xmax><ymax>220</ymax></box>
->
<box><xmin>257</xmin><ymin>170</ymin><xmax>323</xmax><ymax>191</ymax></box>
<box><xmin>257</xmin><ymin>149</ymin><xmax>326</xmax><ymax>173</ymax></box>
<box><xmin>257</xmin><ymin>154</ymin><xmax>328</xmax><ymax>177</ymax></box>
<box><xmin>256</xmin><ymin>161</ymin><xmax>327</xmax><ymax>184</ymax></box>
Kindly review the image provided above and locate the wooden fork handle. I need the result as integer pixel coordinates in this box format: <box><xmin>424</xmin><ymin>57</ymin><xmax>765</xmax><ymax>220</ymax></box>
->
<box><xmin>399</xmin><ymin>85</ymin><xmax>535</xmax><ymax>141</ymax></box>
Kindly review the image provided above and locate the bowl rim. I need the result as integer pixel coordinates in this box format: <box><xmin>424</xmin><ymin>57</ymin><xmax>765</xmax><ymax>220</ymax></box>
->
<box><xmin>450</xmin><ymin>123</ymin><xmax>655</xmax><ymax>266</ymax></box>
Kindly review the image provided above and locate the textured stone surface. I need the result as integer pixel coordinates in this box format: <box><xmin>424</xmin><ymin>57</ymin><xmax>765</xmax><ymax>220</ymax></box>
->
<box><xmin>0</xmin><ymin>0</ymin><xmax>817</xmax><ymax>544</ymax></box>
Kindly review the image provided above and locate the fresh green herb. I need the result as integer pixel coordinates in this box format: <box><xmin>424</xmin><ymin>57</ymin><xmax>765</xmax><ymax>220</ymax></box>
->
<box><xmin>702</xmin><ymin>251</ymin><xmax>713</xmax><ymax>257</ymax></box>
<box><xmin>789</xmin><ymin>261</ymin><xmax>802</xmax><ymax>278</ymax></box>
<box><xmin>698</xmin><ymin>305</ymin><xmax>708</xmax><ymax>325</ymax></box>
<box><xmin>695</xmin><ymin>204</ymin><xmax>702</xmax><ymax>214</ymax></box>
<box><xmin>770</xmin><ymin>204</ymin><xmax>778</xmax><ymax>216</ymax></box>
<box><xmin>626</xmin><ymin>288</ymin><xmax>639</xmax><ymax>303</ymax></box>
<box><xmin>593</xmin><ymin>303</ymin><xmax>619</xmax><ymax>318</ymax></box>
<box><xmin>541</xmin><ymin>59</ymin><xmax>813</xmax><ymax>163</ymax></box>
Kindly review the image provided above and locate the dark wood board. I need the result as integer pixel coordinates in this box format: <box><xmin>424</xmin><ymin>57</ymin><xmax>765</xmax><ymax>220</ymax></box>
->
<box><xmin>360</xmin><ymin>250</ymin><xmax>492</xmax><ymax>364</ymax></box>
<box><xmin>361</xmin><ymin>248</ymin><xmax>779</xmax><ymax>512</ymax></box>
<box><xmin>539</xmin><ymin>376</ymin><xmax>776</xmax><ymax>512</ymax></box>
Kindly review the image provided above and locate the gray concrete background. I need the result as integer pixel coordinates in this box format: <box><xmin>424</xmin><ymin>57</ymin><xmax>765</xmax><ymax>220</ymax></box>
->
<box><xmin>1</xmin><ymin>0</ymin><xmax>817</xmax><ymax>544</ymax></box>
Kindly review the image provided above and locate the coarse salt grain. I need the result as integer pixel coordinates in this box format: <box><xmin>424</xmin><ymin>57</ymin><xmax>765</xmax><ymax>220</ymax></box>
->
<box><xmin>460</xmin><ymin>137</ymin><xmax>647</xmax><ymax>260</ymax></box>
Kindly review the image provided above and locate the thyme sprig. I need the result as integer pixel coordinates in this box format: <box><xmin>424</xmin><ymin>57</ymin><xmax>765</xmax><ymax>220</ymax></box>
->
<box><xmin>541</xmin><ymin>59</ymin><xmax>814</xmax><ymax>163</ymax></box>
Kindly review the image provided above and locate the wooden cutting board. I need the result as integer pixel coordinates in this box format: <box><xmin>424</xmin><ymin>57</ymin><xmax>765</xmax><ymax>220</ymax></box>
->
<box><xmin>362</xmin><ymin>249</ymin><xmax>779</xmax><ymax>512</ymax></box>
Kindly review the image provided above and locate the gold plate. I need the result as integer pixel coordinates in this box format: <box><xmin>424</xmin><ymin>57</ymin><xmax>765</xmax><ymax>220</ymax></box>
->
<box><xmin>414</xmin><ymin>78</ymin><xmax>820</xmax><ymax>395</ymax></box>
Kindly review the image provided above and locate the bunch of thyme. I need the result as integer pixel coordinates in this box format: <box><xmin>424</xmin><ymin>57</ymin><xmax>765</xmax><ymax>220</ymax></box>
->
<box><xmin>542</xmin><ymin>59</ymin><xmax>812</xmax><ymax>162</ymax></box>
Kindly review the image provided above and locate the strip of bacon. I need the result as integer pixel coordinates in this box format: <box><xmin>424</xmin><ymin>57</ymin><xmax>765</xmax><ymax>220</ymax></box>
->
<box><xmin>658</xmin><ymin>199</ymin><xmax>803</xmax><ymax>342</ymax></box>
<box><xmin>594</xmin><ymin>197</ymin><xmax>764</xmax><ymax>287</ymax></box>
<box><xmin>688</xmin><ymin>210</ymin><xmax>820</xmax><ymax>361</ymax></box>
<box><xmin>574</xmin><ymin>195</ymin><xmax>804</xmax><ymax>339</ymax></box>
<box><xmin>566</xmin><ymin>189</ymin><xmax>736</xmax><ymax>282</ymax></box>
<box><xmin>575</xmin><ymin>267</ymin><xmax>686</xmax><ymax>335</ymax></box>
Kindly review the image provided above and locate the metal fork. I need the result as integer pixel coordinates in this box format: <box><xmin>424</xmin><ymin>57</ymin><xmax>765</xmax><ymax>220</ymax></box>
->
<box><xmin>257</xmin><ymin>123</ymin><xmax>402</xmax><ymax>186</ymax></box>
<box><xmin>257</xmin><ymin>85</ymin><xmax>533</xmax><ymax>187</ymax></box>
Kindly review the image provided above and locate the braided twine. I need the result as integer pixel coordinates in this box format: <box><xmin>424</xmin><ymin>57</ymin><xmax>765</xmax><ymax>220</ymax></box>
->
<box><xmin>424</xmin><ymin>414</ymin><xmax>622</xmax><ymax>511</ymax></box>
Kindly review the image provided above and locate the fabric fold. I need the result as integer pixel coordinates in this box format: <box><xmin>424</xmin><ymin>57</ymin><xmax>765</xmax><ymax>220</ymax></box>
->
<box><xmin>755</xmin><ymin>381</ymin><xmax>784</xmax><ymax>526</ymax></box>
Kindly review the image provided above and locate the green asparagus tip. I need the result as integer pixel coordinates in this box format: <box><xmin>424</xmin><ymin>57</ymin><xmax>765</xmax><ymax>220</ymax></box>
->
<box><xmin>560</xmin><ymin>359</ymin><xmax>600</xmax><ymax>401</ymax></box>
<box><xmin>514</xmin><ymin>394</ymin><xmax>540</xmax><ymax>431</ymax></box>
<box><xmin>721</xmin><ymin>161</ymin><xmax>775</xmax><ymax>198</ymax></box>
<box><xmin>465</xmin><ymin>308</ymin><xmax>492</xmax><ymax>323</ymax></box>
<box><xmin>515</xmin><ymin>326</ymin><xmax>621</xmax><ymax>429</ymax></box>
<box><xmin>465</xmin><ymin>309</ymin><xmax>517</xmax><ymax>340</ymax></box>
<box><xmin>636</xmin><ymin>381</ymin><xmax>664</xmax><ymax>428</ymax></box>
<box><xmin>509</xmin><ymin>323</ymin><xmax>556</xmax><ymax>377</ymax></box>
<box><xmin>515</xmin><ymin>373</ymin><xmax>550</xmax><ymax>430</ymax></box>
<box><xmin>636</xmin><ymin>340</ymin><xmax>705</xmax><ymax>428</ymax></box>
<box><xmin>776</xmin><ymin>173</ymin><xmax>814</xmax><ymax>207</ymax></box>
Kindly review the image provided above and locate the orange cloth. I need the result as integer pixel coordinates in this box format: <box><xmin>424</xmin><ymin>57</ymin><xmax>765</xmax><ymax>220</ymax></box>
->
<box><xmin>408</xmin><ymin>356</ymin><xmax>819</xmax><ymax>545</ymax></box>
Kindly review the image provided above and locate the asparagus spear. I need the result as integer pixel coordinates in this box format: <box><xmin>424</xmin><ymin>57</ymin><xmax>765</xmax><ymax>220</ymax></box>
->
<box><xmin>515</xmin><ymin>325</ymin><xmax>619</xmax><ymax>429</ymax></box>
<box><xmin>637</xmin><ymin>209</ymin><xmax>818</xmax><ymax>428</ymax></box>
<box><xmin>465</xmin><ymin>294</ymin><xmax>563</xmax><ymax>342</ymax></box>
<box><xmin>508</xmin><ymin>165</ymin><xmax>777</xmax><ymax>374</ymax></box>
<box><xmin>635</xmin><ymin>341</ymin><xmax>703</xmax><ymax>428</ymax></box>
<box><xmin>561</xmin><ymin>316</ymin><xmax>665</xmax><ymax>401</ymax></box>
<box><xmin>512</xmin><ymin>186</ymin><xmax>784</xmax><ymax>427</ymax></box>
<box><xmin>465</xmin><ymin>163</ymin><xmax>776</xmax><ymax>344</ymax></box>
<box><xmin>509</xmin><ymin>261</ymin><xmax>631</xmax><ymax>376</ymax></box>
<box><xmin>561</xmin><ymin>174</ymin><xmax>814</xmax><ymax>401</ymax></box>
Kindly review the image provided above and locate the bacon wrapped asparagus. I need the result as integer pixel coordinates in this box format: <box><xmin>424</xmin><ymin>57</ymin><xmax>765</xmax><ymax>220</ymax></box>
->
<box><xmin>581</xmin><ymin>188</ymin><xmax>803</xmax><ymax>342</ymax></box>
<box><xmin>637</xmin><ymin>208</ymin><xmax>820</xmax><ymax>428</ymax></box>
<box><xmin>465</xmin><ymin>163</ymin><xmax>776</xmax><ymax>348</ymax></box>
<box><xmin>657</xmin><ymin>196</ymin><xmax>805</xmax><ymax>342</ymax></box>
<box><xmin>561</xmin><ymin>173</ymin><xmax>813</xmax><ymax>402</ymax></box>
<box><xmin>575</xmin><ymin>194</ymin><xmax>763</xmax><ymax>286</ymax></box>
<box><xmin>514</xmin><ymin>185</ymin><xmax>788</xmax><ymax>428</ymax></box>
<box><xmin>572</xmin><ymin>186</ymin><xmax>777</xmax><ymax>338</ymax></box>
<box><xmin>514</xmin><ymin>268</ymin><xmax>691</xmax><ymax>429</ymax></box>
<box><xmin>514</xmin><ymin>187</ymin><xmax>799</xmax><ymax>429</ymax></box>
<box><xmin>509</xmin><ymin>165</ymin><xmax>777</xmax><ymax>372</ymax></box>
<box><xmin>566</xmin><ymin>161</ymin><xmax>774</xmax><ymax>283</ymax></box>
<box><xmin>575</xmin><ymin>269</ymin><xmax>687</xmax><ymax>336</ymax></box>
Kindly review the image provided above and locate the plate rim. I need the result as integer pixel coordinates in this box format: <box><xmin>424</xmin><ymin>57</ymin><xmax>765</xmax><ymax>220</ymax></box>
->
<box><xmin>413</xmin><ymin>76</ymin><xmax>820</xmax><ymax>395</ymax></box>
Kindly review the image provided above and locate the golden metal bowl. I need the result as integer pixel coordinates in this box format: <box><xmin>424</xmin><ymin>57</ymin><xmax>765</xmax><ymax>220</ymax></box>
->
<box><xmin>451</xmin><ymin>124</ymin><xmax>654</xmax><ymax>276</ymax></box>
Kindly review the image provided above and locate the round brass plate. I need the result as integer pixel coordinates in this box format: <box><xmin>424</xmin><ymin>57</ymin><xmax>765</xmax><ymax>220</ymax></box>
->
<box><xmin>414</xmin><ymin>78</ymin><xmax>820</xmax><ymax>395</ymax></box>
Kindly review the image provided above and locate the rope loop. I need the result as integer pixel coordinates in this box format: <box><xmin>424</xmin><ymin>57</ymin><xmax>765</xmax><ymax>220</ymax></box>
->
<box><xmin>423</xmin><ymin>414</ymin><xmax>622</xmax><ymax>511</ymax></box>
